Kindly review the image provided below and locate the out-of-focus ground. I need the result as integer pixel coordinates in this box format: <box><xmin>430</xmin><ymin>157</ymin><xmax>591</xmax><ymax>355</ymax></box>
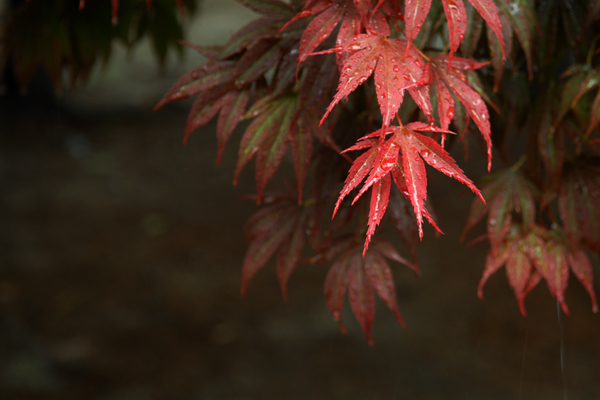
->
<box><xmin>1</xmin><ymin>1</ymin><xmax>599</xmax><ymax>399</ymax></box>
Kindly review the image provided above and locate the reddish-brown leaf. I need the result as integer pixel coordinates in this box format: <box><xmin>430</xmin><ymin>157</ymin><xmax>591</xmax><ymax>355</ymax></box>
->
<box><xmin>486</xmin><ymin>9</ymin><xmax>513</xmax><ymax>92</ymax></box>
<box><xmin>460</xmin><ymin>2</ymin><xmax>484</xmax><ymax>58</ymax></box>
<box><xmin>276</xmin><ymin>213</ymin><xmax>306</xmax><ymax>299</ymax></box>
<box><xmin>299</xmin><ymin>53</ymin><xmax>338</xmax><ymax>109</ymax></box>
<box><xmin>255</xmin><ymin>97</ymin><xmax>298</xmax><ymax>202</ymax></box>
<box><xmin>404</xmin><ymin>0</ymin><xmax>433</xmax><ymax>52</ymax></box>
<box><xmin>478</xmin><ymin>242</ymin><xmax>511</xmax><ymax>299</ymax></box>
<box><xmin>244</xmin><ymin>202</ymin><xmax>291</xmax><ymax>241</ymax></box>
<box><xmin>559</xmin><ymin>159</ymin><xmax>600</xmax><ymax>252</ymax></box>
<box><xmin>320</xmin><ymin>36</ymin><xmax>425</xmax><ymax>127</ymax></box>
<box><xmin>153</xmin><ymin>61</ymin><xmax>235</xmax><ymax>111</ymax></box>
<box><xmin>408</xmin><ymin>67</ymin><xmax>435</xmax><ymax>123</ymax></box>
<box><xmin>389</xmin><ymin>188</ymin><xmax>420</xmax><ymax>264</ymax></box>
<box><xmin>432</xmin><ymin>56</ymin><xmax>492</xmax><ymax>170</ymax></box>
<box><xmin>184</xmin><ymin>86</ymin><xmax>231</xmax><ymax>142</ymax></box>
<box><xmin>545</xmin><ymin>240</ymin><xmax>570</xmax><ymax>314</ymax></box>
<box><xmin>221</xmin><ymin>17</ymin><xmax>283</xmax><ymax>59</ymax></box>
<box><xmin>371</xmin><ymin>239</ymin><xmax>419</xmax><ymax>275</ymax></box>
<box><xmin>364</xmin><ymin>250</ymin><xmax>405</xmax><ymax>327</ymax></box>
<box><xmin>352</xmin><ymin>134</ymin><xmax>399</xmax><ymax>204</ymax></box>
<box><xmin>431</xmin><ymin>69</ymin><xmax>455</xmax><ymax>130</ymax></box>
<box><xmin>241</xmin><ymin>213</ymin><xmax>297</xmax><ymax>295</ymax></box>
<box><xmin>567</xmin><ymin>248</ymin><xmax>599</xmax><ymax>313</ymax></box>
<box><xmin>324</xmin><ymin>252</ymin><xmax>351</xmax><ymax>326</ymax></box>
<box><xmin>487</xmin><ymin>188</ymin><xmax>513</xmax><ymax>253</ymax></box>
<box><xmin>500</xmin><ymin>0</ymin><xmax>534</xmax><ymax>80</ymax></box>
<box><xmin>333</xmin><ymin>140</ymin><xmax>379</xmax><ymax>217</ymax></box>
<box><xmin>216</xmin><ymin>88</ymin><xmax>250</xmax><ymax>165</ymax></box>
<box><xmin>234</xmin><ymin>39</ymin><xmax>286</xmax><ymax>87</ymax></box>
<box><xmin>364</xmin><ymin>174</ymin><xmax>392</xmax><ymax>255</ymax></box>
<box><xmin>441</xmin><ymin>0</ymin><xmax>468</xmax><ymax>63</ymax></box>
<box><xmin>505</xmin><ymin>242</ymin><xmax>532</xmax><ymax>316</ymax></box>
<box><xmin>291</xmin><ymin>116</ymin><xmax>314</xmax><ymax>203</ymax></box>
<box><xmin>391</xmin><ymin>146</ymin><xmax>443</xmax><ymax>236</ymax></box>
<box><xmin>365</xmin><ymin>9</ymin><xmax>391</xmax><ymax>36</ymax></box>
<box><xmin>408</xmin><ymin>128</ymin><xmax>485</xmax><ymax>203</ymax></box>
<box><xmin>396</xmin><ymin>131</ymin><xmax>428</xmax><ymax>239</ymax></box>
<box><xmin>235</xmin><ymin>98</ymin><xmax>291</xmax><ymax>185</ymax></box>
<box><xmin>466</xmin><ymin>0</ymin><xmax>505</xmax><ymax>59</ymax></box>
<box><xmin>297</xmin><ymin>3</ymin><xmax>344</xmax><ymax>64</ymax></box>
<box><xmin>347</xmin><ymin>253</ymin><xmax>375</xmax><ymax>344</ymax></box>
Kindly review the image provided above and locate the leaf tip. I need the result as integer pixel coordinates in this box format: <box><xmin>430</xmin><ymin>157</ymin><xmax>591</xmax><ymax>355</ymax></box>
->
<box><xmin>518</xmin><ymin>297</ymin><xmax>527</xmax><ymax>317</ymax></box>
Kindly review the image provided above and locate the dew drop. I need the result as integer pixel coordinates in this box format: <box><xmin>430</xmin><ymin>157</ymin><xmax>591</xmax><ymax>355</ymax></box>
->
<box><xmin>393</xmin><ymin>65</ymin><xmax>400</xmax><ymax>72</ymax></box>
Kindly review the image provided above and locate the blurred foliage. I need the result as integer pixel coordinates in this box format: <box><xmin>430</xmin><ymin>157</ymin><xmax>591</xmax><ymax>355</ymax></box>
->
<box><xmin>1</xmin><ymin>0</ymin><xmax>197</xmax><ymax>91</ymax></box>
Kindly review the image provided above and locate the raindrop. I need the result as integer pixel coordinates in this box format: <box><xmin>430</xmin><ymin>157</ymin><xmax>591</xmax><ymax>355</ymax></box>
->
<box><xmin>393</xmin><ymin>65</ymin><xmax>400</xmax><ymax>72</ymax></box>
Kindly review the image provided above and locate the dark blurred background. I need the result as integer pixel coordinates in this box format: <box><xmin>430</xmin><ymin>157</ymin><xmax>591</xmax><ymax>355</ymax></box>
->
<box><xmin>1</xmin><ymin>1</ymin><xmax>599</xmax><ymax>399</ymax></box>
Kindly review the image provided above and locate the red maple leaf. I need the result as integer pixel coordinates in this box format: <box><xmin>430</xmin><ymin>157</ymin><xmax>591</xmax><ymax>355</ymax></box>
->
<box><xmin>323</xmin><ymin>237</ymin><xmax>416</xmax><ymax>344</ymax></box>
<box><xmin>430</xmin><ymin>55</ymin><xmax>493</xmax><ymax>170</ymax></box>
<box><xmin>335</xmin><ymin>123</ymin><xmax>484</xmax><ymax>253</ymax></box>
<box><xmin>241</xmin><ymin>191</ymin><xmax>313</xmax><ymax>299</ymax></box>
<box><xmin>403</xmin><ymin>0</ymin><xmax>504</xmax><ymax>62</ymax></box>
<box><xmin>318</xmin><ymin>35</ymin><xmax>427</xmax><ymax>128</ymax></box>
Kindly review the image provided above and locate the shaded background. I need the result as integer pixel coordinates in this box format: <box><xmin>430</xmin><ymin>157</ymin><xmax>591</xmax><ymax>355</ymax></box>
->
<box><xmin>1</xmin><ymin>1</ymin><xmax>599</xmax><ymax>399</ymax></box>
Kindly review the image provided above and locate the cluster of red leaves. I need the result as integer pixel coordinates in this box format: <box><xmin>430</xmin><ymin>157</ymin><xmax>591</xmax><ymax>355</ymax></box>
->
<box><xmin>463</xmin><ymin>167</ymin><xmax>598</xmax><ymax>315</ymax></box>
<box><xmin>156</xmin><ymin>0</ymin><xmax>600</xmax><ymax>341</ymax></box>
